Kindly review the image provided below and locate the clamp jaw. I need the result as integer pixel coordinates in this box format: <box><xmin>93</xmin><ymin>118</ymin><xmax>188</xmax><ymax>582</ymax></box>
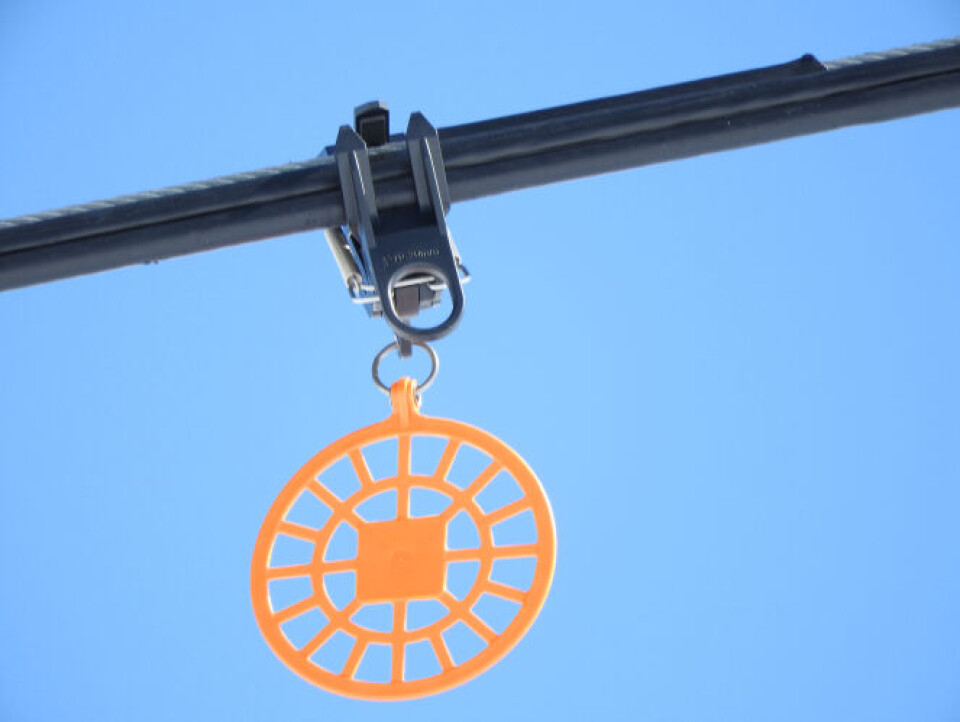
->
<box><xmin>325</xmin><ymin>103</ymin><xmax>468</xmax><ymax>353</ymax></box>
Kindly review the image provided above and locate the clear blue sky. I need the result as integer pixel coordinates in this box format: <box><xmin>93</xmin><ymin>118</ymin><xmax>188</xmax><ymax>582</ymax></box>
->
<box><xmin>1</xmin><ymin>2</ymin><xmax>959</xmax><ymax>721</ymax></box>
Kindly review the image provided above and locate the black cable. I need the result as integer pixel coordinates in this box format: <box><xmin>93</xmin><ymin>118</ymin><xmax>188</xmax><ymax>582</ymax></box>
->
<box><xmin>1</xmin><ymin>37</ymin><xmax>957</xmax><ymax>292</ymax></box>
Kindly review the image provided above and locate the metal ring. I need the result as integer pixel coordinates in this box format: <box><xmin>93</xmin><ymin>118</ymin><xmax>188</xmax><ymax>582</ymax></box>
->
<box><xmin>371</xmin><ymin>340</ymin><xmax>439</xmax><ymax>395</ymax></box>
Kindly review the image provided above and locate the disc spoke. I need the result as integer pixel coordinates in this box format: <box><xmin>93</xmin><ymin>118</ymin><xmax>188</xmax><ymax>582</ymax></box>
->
<box><xmin>299</xmin><ymin>625</ymin><xmax>336</xmax><ymax>658</ymax></box>
<box><xmin>392</xmin><ymin>601</ymin><xmax>407</xmax><ymax>682</ymax></box>
<box><xmin>462</xmin><ymin>610</ymin><xmax>497</xmax><ymax>644</ymax></box>
<box><xmin>306</xmin><ymin>479</ymin><xmax>344</xmax><ymax>510</ymax></box>
<box><xmin>439</xmin><ymin>503</ymin><xmax>459</xmax><ymax>523</ymax></box>
<box><xmin>276</xmin><ymin>520</ymin><xmax>322</xmax><ymax>542</ymax></box>
<box><xmin>341</xmin><ymin>639</ymin><xmax>367</xmax><ymax>679</ymax></box>
<box><xmin>430</xmin><ymin>634</ymin><xmax>454</xmax><ymax>671</ymax></box>
<box><xmin>445</xmin><ymin>548</ymin><xmax>481</xmax><ymax>562</ymax></box>
<box><xmin>485</xmin><ymin>581</ymin><xmax>527</xmax><ymax>604</ymax></box>
<box><xmin>318</xmin><ymin>558</ymin><xmax>356</xmax><ymax>574</ymax></box>
<box><xmin>273</xmin><ymin>595</ymin><xmax>318</xmax><ymax>625</ymax></box>
<box><xmin>266</xmin><ymin>558</ymin><xmax>354</xmax><ymax>581</ymax></box>
<box><xmin>265</xmin><ymin>564</ymin><xmax>312</xmax><ymax>580</ymax></box>
<box><xmin>439</xmin><ymin>590</ymin><xmax>461</xmax><ymax>611</ymax></box>
<box><xmin>463</xmin><ymin>461</ymin><xmax>502</xmax><ymax>500</ymax></box>
<box><xmin>348</xmin><ymin>450</ymin><xmax>374</xmax><ymax>487</ymax></box>
<box><xmin>433</xmin><ymin>439</ymin><xmax>461</xmax><ymax>480</ymax></box>
<box><xmin>307</xmin><ymin>480</ymin><xmax>363</xmax><ymax>527</ymax></box>
<box><xmin>491</xmin><ymin>543</ymin><xmax>539</xmax><ymax>559</ymax></box>
<box><xmin>398</xmin><ymin>434</ymin><xmax>411</xmax><ymax>478</ymax></box>
<box><xmin>299</xmin><ymin>599</ymin><xmax>360</xmax><ymax>658</ymax></box>
<box><xmin>485</xmin><ymin>498</ymin><xmax>529</xmax><ymax>526</ymax></box>
<box><xmin>397</xmin><ymin>484</ymin><xmax>409</xmax><ymax>520</ymax></box>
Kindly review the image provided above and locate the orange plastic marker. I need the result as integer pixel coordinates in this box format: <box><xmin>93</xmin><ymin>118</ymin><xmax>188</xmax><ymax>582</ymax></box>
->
<box><xmin>251</xmin><ymin>378</ymin><xmax>556</xmax><ymax>700</ymax></box>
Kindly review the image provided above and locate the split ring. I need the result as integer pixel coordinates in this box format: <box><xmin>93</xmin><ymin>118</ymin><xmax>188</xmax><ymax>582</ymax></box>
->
<box><xmin>372</xmin><ymin>341</ymin><xmax>438</xmax><ymax>395</ymax></box>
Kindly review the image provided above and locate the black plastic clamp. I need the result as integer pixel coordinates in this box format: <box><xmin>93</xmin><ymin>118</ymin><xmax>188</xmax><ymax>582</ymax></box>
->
<box><xmin>333</xmin><ymin>109</ymin><xmax>465</xmax><ymax>350</ymax></box>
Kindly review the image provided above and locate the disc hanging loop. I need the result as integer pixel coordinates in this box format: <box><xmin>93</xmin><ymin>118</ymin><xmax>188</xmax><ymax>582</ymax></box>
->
<box><xmin>372</xmin><ymin>340</ymin><xmax>438</xmax><ymax>396</ymax></box>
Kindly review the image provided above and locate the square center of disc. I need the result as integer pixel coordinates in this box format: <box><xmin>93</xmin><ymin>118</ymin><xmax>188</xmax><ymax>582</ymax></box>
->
<box><xmin>355</xmin><ymin>516</ymin><xmax>445</xmax><ymax>603</ymax></box>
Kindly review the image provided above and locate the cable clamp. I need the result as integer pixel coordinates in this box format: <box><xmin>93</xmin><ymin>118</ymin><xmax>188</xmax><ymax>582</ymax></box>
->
<box><xmin>326</xmin><ymin>105</ymin><xmax>467</xmax><ymax>354</ymax></box>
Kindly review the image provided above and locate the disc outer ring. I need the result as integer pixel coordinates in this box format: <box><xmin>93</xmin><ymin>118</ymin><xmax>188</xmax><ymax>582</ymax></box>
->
<box><xmin>251</xmin><ymin>387</ymin><xmax>556</xmax><ymax>700</ymax></box>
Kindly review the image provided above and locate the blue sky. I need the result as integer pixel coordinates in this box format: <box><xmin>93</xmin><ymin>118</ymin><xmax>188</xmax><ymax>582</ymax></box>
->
<box><xmin>1</xmin><ymin>2</ymin><xmax>959</xmax><ymax>721</ymax></box>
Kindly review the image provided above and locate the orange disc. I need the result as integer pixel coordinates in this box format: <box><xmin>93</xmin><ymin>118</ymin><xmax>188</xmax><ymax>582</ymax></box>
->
<box><xmin>250</xmin><ymin>378</ymin><xmax>556</xmax><ymax>700</ymax></box>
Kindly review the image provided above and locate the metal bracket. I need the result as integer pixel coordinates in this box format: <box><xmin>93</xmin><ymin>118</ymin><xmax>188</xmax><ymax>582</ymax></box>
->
<box><xmin>329</xmin><ymin>109</ymin><xmax>466</xmax><ymax>347</ymax></box>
